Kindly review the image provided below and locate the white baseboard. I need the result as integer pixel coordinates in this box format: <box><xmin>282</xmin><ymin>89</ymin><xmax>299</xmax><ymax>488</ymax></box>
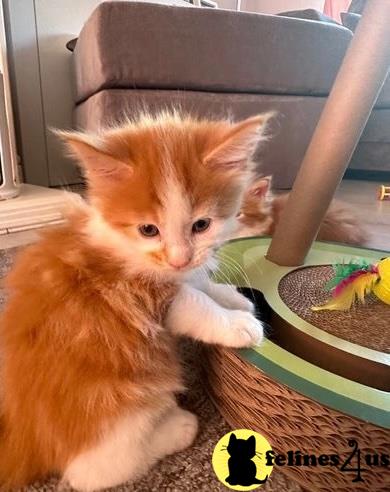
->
<box><xmin>0</xmin><ymin>184</ymin><xmax>75</xmax><ymax>235</ymax></box>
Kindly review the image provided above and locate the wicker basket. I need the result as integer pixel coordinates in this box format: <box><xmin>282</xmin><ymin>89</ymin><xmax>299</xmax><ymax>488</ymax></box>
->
<box><xmin>203</xmin><ymin>237</ymin><xmax>389</xmax><ymax>492</ymax></box>
<box><xmin>202</xmin><ymin>345</ymin><xmax>389</xmax><ymax>492</ymax></box>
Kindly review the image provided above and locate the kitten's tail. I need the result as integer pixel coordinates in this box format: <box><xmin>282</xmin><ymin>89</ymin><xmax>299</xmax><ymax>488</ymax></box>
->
<box><xmin>253</xmin><ymin>475</ymin><xmax>269</xmax><ymax>484</ymax></box>
<box><xmin>272</xmin><ymin>195</ymin><xmax>369</xmax><ymax>246</ymax></box>
<box><xmin>317</xmin><ymin>200</ymin><xmax>369</xmax><ymax>246</ymax></box>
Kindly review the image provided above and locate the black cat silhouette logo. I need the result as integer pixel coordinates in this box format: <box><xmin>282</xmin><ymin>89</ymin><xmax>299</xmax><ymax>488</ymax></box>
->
<box><xmin>212</xmin><ymin>429</ymin><xmax>273</xmax><ymax>490</ymax></box>
<box><xmin>225</xmin><ymin>433</ymin><xmax>268</xmax><ymax>486</ymax></box>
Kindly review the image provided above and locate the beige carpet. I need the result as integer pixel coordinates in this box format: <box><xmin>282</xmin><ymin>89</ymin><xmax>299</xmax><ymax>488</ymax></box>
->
<box><xmin>0</xmin><ymin>247</ymin><xmax>302</xmax><ymax>492</ymax></box>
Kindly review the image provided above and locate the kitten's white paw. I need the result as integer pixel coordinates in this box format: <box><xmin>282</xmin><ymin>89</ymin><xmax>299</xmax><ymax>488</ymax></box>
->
<box><xmin>223</xmin><ymin>310</ymin><xmax>264</xmax><ymax>348</ymax></box>
<box><xmin>165</xmin><ymin>409</ymin><xmax>198</xmax><ymax>455</ymax></box>
<box><xmin>230</xmin><ymin>292</ymin><xmax>255</xmax><ymax>313</ymax></box>
<box><xmin>63</xmin><ymin>466</ymin><xmax>106</xmax><ymax>492</ymax></box>
<box><xmin>212</xmin><ymin>284</ymin><xmax>255</xmax><ymax>312</ymax></box>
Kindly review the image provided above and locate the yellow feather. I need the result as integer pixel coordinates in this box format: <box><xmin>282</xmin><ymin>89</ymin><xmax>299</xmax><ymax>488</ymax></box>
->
<box><xmin>312</xmin><ymin>272</ymin><xmax>379</xmax><ymax>311</ymax></box>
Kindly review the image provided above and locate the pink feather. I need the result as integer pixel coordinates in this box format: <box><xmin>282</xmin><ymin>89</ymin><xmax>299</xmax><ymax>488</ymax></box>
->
<box><xmin>332</xmin><ymin>265</ymin><xmax>378</xmax><ymax>298</ymax></box>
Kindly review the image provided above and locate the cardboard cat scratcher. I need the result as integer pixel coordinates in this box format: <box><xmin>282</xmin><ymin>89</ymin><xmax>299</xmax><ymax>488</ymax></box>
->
<box><xmin>202</xmin><ymin>2</ymin><xmax>390</xmax><ymax>491</ymax></box>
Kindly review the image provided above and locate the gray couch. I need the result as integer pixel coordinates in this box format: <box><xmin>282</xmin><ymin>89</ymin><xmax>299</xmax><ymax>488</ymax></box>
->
<box><xmin>73</xmin><ymin>1</ymin><xmax>390</xmax><ymax>188</ymax></box>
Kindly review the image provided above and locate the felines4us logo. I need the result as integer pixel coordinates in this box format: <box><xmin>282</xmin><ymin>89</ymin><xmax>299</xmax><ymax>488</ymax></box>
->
<box><xmin>212</xmin><ymin>430</ymin><xmax>389</xmax><ymax>490</ymax></box>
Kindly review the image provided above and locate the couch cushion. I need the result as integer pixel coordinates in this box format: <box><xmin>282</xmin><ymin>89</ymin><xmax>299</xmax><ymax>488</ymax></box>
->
<box><xmin>75</xmin><ymin>89</ymin><xmax>390</xmax><ymax>186</ymax></box>
<box><xmin>73</xmin><ymin>2</ymin><xmax>353</xmax><ymax>104</ymax></box>
<box><xmin>74</xmin><ymin>88</ymin><xmax>329</xmax><ymax>189</ymax></box>
<box><xmin>278</xmin><ymin>8</ymin><xmax>340</xmax><ymax>25</ymax></box>
<box><xmin>340</xmin><ymin>12</ymin><xmax>361</xmax><ymax>32</ymax></box>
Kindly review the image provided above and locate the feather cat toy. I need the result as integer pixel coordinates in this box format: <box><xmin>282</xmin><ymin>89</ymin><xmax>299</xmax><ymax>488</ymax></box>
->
<box><xmin>313</xmin><ymin>257</ymin><xmax>390</xmax><ymax>311</ymax></box>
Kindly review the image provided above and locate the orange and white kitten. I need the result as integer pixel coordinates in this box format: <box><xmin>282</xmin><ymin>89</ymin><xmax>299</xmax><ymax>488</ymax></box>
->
<box><xmin>236</xmin><ymin>176</ymin><xmax>368</xmax><ymax>246</ymax></box>
<box><xmin>0</xmin><ymin>113</ymin><xmax>269</xmax><ymax>490</ymax></box>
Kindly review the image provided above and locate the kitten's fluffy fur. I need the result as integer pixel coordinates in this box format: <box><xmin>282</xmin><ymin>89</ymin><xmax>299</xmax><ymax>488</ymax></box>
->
<box><xmin>236</xmin><ymin>176</ymin><xmax>368</xmax><ymax>246</ymax></box>
<box><xmin>0</xmin><ymin>113</ymin><xmax>268</xmax><ymax>490</ymax></box>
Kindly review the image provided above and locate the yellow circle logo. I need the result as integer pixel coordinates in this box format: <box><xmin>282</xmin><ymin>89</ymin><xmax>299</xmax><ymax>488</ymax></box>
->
<box><xmin>212</xmin><ymin>429</ymin><xmax>273</xmax><ymax>490</ymax></box>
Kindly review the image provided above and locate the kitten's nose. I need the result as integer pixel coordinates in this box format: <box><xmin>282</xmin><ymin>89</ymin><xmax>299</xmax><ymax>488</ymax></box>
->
<box><xmin>168</xmin><ymin>257</ymin><xmax>191</xmax><ymax>270</ymax></box>
<box><xmin>167</xmin><ymin>247</ymin><xmax>192</xmax><ymax>270</ymax></box>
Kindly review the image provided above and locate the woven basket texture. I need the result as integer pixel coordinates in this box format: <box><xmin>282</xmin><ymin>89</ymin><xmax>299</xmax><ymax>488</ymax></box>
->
<box><xmin>202</xmin><ymin>346</ymin><xmax>389</xmax><ymax>492</ymax></box>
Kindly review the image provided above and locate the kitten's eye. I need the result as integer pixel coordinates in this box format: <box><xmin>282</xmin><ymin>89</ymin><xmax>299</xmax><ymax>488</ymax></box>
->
<box><xmin>192</xmin><ymin>218</ymin><xmax>211</xmax><ymax>234</ymax></box>
<box><xmin>138</xmin><ymin>224</ymin><xmax>159</xmax><ymax>237</ymax></box>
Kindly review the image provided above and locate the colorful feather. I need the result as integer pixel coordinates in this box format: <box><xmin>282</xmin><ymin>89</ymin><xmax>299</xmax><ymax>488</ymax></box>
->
<box><xmin>313</xmin><ymin>271</ymin><xmax>379</xmax><ymax>311</ymax></box>
<box><xmin>325</xmin><ymin>260</ymin><xmax>371</xmax><ymax>291</ymax></box>
<box><xmin>313</xmin><ymin>260</ymin><xmax>380</xmax><ymax>311</ymax></box>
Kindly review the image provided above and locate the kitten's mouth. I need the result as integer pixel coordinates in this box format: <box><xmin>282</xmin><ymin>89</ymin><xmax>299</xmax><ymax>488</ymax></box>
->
<box><xmin>164</xmin><ymin>258</ymin><xmax>207</xmax><ymax>275</ymax></box>
<box><xmin>168</xmin><ymin>263</ymin><xmax>196</xmax><ymax>274</ymax></box>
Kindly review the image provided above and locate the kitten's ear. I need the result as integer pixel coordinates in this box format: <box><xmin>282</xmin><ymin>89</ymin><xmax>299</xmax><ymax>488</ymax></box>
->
<box><xmin>248</xmin><ymin>176</ymin><xmax>273</xmax><ymax>198</ymax></box>
<box><xmin>228</xmin><ymin>433</ymin><xmax>237</xmax><ymax>444</ymax></box>
<box><xmin>55</xmin><ymin>130</ymin><xmax>132</xmax><ymax>181</ymax></box>
<box><xmin>204</xmin><ymin>113</ymin><xmax>274</xmax><ymax>169</ymax></box>
<box><xmin>247</xmin><ymin>435</ymin><xmax>256</xmax><ymax>452</ymax></box>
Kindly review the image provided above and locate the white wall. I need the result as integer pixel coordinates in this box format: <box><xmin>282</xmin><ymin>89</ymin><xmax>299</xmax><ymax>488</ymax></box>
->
<box><xmin>218</xmin><ymin>0</ymin><xmax>325</xmax><ymax>13</ymax></box>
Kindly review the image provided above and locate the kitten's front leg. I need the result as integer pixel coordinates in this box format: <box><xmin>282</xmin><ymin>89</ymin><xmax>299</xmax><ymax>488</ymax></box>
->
<box><xmin>167</xmin><ymin>284</ymin><xmax>263</xmax><ymax>348</ymax></box>
<box><xmin>188</xmin><ymin>272</ymin><xmax>254</xmax><ymax>312</ymax></box>
<box><xmin>204</xmin><ymin>281</ymin><xmax>255</xmax><ymax>312</ymax></box>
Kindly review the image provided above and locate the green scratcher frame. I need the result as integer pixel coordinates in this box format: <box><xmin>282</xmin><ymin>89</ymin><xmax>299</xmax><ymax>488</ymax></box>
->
<box><xmin>213</xmin><ymin>237</ymin><xmax>390</xmax><ymax>429</ymax></box>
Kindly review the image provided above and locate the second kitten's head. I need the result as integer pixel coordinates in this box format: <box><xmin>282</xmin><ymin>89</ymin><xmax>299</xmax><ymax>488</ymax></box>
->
<box><xmin>59</xmin><ymin>112</ymin><xmax>271</xmax><ymax>277</ymax></box>
<box><xmin>234</xmin><ymin>175</ymin><xmax>274</xmax><ymax>239</ymax></box>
